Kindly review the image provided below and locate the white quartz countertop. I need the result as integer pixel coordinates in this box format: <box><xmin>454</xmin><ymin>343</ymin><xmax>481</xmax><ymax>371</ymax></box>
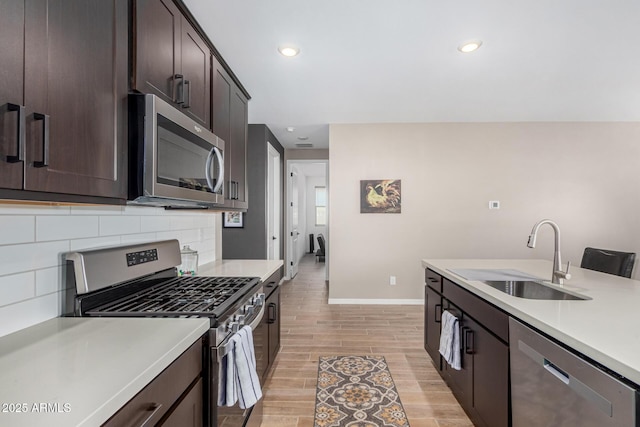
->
<box><xmin>422</xmin><ymin>259</ymin><xmax>640</xmax><ymax>385</ymax></box>
<box><xmin>198</xmin><ymin>259</ymin><xmax>284</xmax><ymax>282</ymax></box>
<box><xmin>0</xmin><ymin>317</ymin><xmax>209</xmax><ymax>427</ymax></box>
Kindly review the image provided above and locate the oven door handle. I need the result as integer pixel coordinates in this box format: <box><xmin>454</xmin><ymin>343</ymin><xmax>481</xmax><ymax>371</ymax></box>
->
<box><xmin>217</xmin><ymin>301</ymin><xmax>265</xmax><ymax>362</ymax></box>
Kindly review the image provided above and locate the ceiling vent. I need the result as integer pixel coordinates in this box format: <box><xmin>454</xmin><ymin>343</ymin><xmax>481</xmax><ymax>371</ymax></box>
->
<box><xmin>295</xmin><ymin>143</ymin><xmax>314</xmax><ymax>148</ymax></box>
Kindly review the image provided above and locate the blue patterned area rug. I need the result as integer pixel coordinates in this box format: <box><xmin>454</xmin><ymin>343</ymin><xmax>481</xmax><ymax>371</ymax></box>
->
<box><xmin>314</xmin><ymin>355</ymin><xmax>410</xmax><ymax>427</ymax></box>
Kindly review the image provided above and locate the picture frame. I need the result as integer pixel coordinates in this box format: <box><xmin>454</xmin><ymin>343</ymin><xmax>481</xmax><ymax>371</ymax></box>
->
<box><xmin>360</xmin><ymin>179</ymin><xmax>401</xmax><ymax>213</ymax></box>
<box><xmin>223</xmin><ymin>212</ymin><xmax>244</xmax><ymax>228</ymax></box>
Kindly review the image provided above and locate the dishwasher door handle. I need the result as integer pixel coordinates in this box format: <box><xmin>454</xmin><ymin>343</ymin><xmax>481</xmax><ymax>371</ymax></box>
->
<box><xmin>543</xmin><ymin>359</ymin><xmax>569</xmax><ymax>385</ymax></box>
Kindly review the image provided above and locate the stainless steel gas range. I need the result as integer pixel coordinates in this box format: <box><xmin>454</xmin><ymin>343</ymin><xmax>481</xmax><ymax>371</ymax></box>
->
<box><xmin>65</xmin><ymin>239</ymin><xmax>265</xmax><ymax>427</ymax></box>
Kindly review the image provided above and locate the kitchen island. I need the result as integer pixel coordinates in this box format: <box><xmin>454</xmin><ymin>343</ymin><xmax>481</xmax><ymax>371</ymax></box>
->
<box><xmin>422</xmin><ymin>259</ymin><xmax>640</xmax><ymax>427</ymax></box>
<box><xmin>422</xmin><ymin>259</ymin><xmax>640</xmax><ymax>384</ymax></box>
<box><xmin>0</xmin><ymin>317</ymin><xmax>209</xmax><ymax>427</ymax></box>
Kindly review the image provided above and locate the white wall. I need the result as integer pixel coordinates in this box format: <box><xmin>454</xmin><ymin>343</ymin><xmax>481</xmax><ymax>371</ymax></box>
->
<box><xmin>305</xmin><ymin>176</ymin><xmax>327</xmax><ymax>253</ymax></box>
<box><xmin>0</xmin><ymin>204</ymin><xmax>220</xmax><ymax>337</ymax></box>
<box><xmin>329</xmin><ymin>122</ymin><xmax>640</xmax><ymax>302</ymax></box>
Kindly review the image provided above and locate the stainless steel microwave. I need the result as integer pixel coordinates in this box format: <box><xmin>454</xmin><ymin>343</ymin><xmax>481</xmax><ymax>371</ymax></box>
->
<box><xmin>128</xmin><ymin>94</ymin><xmax>225</xmax><ymax>208</ymax></box>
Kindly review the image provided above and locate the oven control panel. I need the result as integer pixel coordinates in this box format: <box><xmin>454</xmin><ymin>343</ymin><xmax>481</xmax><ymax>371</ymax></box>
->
<box><xmin>126</xmin><ymin>249</ymin><xmax>159</xmax><ymax>266</ymax></box>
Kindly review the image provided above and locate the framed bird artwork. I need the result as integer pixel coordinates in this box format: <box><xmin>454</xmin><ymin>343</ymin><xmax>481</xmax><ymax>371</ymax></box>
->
<box><xmin>360</xmin><ymin>179</ymin><xmax>401</xmax><ymax>213</ymax></box>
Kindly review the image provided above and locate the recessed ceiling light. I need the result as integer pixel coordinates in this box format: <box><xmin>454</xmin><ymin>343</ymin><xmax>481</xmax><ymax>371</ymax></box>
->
<box><xmin>457</xmin><ymin>40</ymin><xmax>483</xmax><ymax>53</ymax></box>
<box><xmin>278</xmin><ymin>46</ymin><xmax>300</xmax><ymax>57</ymax></box>
<box><xmin>297</xmin><ymin>136</ymin><xmax>309</xmax><ymax>141</ymax></box>
<box><xmin>286</xmin><ymin>127</ymin><xmax>295</xmax><ymax>132</ymax></box>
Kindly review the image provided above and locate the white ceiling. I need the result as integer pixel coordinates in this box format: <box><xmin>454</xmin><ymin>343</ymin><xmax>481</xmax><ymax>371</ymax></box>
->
<box><xmin>184</xmin><ymin>0</ymin><xmax>640</xmax><ymax>149</ymax></box>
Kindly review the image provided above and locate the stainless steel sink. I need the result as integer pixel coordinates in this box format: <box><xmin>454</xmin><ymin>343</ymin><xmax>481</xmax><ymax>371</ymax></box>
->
<box><xmin>482</xmin><ymin>280</ymin><xmax>590</xmax><ymax>300</ymax></box>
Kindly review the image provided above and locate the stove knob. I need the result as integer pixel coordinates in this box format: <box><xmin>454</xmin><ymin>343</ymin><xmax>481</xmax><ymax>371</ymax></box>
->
<box><xmin>244</xmin><ymin>305</ymin><xmax>255</xmax><ymax>316</ymax></box>
<box><xmin>235</xmin><ymin>314</ymin><xmax>245</xmax><ymax>324</ymax></box>
<box><xmin>228</xmin><ymin>322</ymin><xmax>240</xmax><ymax>333</ymax></box>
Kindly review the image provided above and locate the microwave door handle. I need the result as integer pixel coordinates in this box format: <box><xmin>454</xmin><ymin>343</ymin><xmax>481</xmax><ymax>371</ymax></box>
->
<box><xmin>211</xmin><ymin>145</ymin><xmax>224</xmax><ymax>194</ymax></box>
<box><xmin>206</xmin><ymin>146</ymin><xmax>224</xmax><ymax>194</ymax></box>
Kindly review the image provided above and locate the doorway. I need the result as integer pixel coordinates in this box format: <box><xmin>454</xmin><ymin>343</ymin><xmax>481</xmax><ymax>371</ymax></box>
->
<box><xmin>286</xmin><ymin>160</ymin><xmax>329</xmax><ymax>280</ymax></box>
<box><xmin>267</xmin><ymin>143</ymin><xmax>281</xmax><ymax>260</ymax></box>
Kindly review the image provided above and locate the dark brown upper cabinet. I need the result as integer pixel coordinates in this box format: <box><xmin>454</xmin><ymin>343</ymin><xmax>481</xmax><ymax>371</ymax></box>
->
<box><xmin>0</xmin><ymin>0</ymin><xmax>128</xmax><ymax>203</ymax></box>
<box><xmin>212</xmin><ymin>57</ymin><xmax>248</xmax><ymax>210</ymax></box>
<box><xmin>134</xmin><ymin>0</ymin><xmax>211</xmax><ymax>129</ymax></box>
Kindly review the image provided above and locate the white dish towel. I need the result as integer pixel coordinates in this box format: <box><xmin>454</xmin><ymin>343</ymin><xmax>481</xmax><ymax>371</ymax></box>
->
<box><xmin>438</xmin><ymin>310</ymin><xmax>461</xmax><ymax>370</ymax></box>
<box><xmin>217</xmin><ymin>325</ymin><xmax>263</xmax><ymax>409</ymax></box>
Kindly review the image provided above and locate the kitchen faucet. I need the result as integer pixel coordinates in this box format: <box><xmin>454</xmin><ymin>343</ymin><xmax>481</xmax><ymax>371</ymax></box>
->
<box><xmin>527</xmin><ymin>219</ymin><xmax>571</xmax><ymax>285</ymax></box>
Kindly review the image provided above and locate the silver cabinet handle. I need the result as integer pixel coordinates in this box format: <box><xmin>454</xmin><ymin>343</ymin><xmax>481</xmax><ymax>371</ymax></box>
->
<box><xmin>138</xmin><ymin>402</ymin><xmax>163</xmax><ymax>427</ymax></box>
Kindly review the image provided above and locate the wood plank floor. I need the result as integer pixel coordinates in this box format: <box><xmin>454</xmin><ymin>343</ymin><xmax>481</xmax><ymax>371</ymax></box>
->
<box><xmin>260</xmin><ymin>255</ymin><xmax>473</xmax><ymax>427</ymax></box>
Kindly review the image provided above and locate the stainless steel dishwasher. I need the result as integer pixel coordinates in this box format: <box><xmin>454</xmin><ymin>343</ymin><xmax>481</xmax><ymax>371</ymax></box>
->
<box><xmin>510</xmin><ymin>318</ymin><xmax>638</xmax><ymax>426</ymax></box>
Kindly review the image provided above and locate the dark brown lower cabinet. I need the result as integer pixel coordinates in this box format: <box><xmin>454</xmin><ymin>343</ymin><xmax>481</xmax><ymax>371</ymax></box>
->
<box><xmin>102</xmin><ymin>339</ymin><xmax>203</xmax><ymax>427</ymax></box>
<box><xmin>424</xmin><ymin>271</ymin><xmax>509</xmax><ymax>427</ymax></box>
<box><xmin>159</xmin><ymin>378</ymin><xmax>202</xmax><ymax>427</ymax></box>
<box><xmin>424</xmin><ymin>284</ymin><xmax>442</xmax><ymax>370</ymax></box>
<box><xmin>266</xmin><ymin>284</ymin><xmax>281</xmax><ymax>363</ymax></box>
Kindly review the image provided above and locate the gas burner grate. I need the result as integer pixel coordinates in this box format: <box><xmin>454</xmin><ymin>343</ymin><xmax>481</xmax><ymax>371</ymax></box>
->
<box><xmin>87</xmin><ymin>276</ymin><xmax>259</xmax><ymax>317</ymax></box>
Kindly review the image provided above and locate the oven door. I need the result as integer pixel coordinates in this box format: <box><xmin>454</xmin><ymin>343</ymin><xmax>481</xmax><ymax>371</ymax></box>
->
<box><xmin>213</xmin><ymin>302</ymin><xmax>266</xmax><ymax>427</ymax></box>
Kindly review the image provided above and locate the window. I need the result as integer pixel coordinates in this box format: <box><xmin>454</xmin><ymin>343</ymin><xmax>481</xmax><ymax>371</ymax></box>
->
<box><xmin>315</xmin><ymin>186</ymin><xmax>326</xmax><ymax>226</ymax></box>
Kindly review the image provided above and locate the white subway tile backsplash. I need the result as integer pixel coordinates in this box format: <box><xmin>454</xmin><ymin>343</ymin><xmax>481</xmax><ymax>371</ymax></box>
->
<box><xmin>0</xmin><ymin>272</ymin><xmax>35</xmax><ymax>307</ymax></box>
<box><xmin>70</xmin><ymin>205</ymin><xmax>123</xmax><ymax>216</ymax></box>
<box><xmin>120</xmin><ymin>233</ymin><xmax>159</xmax><ymax>244</ymax></box>
<box><xmin>35</xmin><ymin>267</ymin><xmax>64</xmax><ymax>296</ymax></box>
<box><xmin>0</xmin><ymin>293</ymin><xmax>61</xmax><ymax>337</ymax></box>
<box><xmin>100</xmin><ymin>215</ymin><xmax>141</xmax><ymax>236</ymax></box>
<box><xmin>69</xmin><ymin>236</ymin><xmax>122</xmax><ymax>251</ymax></box>
<box><xmin>0</xmin><ymin>216</ymin><xmax>35</xmax><ymax>244</ymax></box>
<box><xmin>140</xmin><ymin>216</ymin><xmax>172</xmax><ymax>233</ymax></box>
<box><xmin>170</xmin><ymin>216</ymin><xmax>197</xmax><ymax>230</ymax></box>
<box><xmin>36</xmin><ymin>215</ymin><xmax>99</xmax><ymax>241</ymax></box>
<box><xmin>0</xmin><ymin>241</ymin><xmax>69</xmax><ymax>276</ymax></box>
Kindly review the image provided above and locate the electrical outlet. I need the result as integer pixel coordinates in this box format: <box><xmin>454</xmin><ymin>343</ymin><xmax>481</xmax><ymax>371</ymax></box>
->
<box><xmin>489</xmin><ymin>200</ymin><xmax>500</xmax><ymax>209</ymax></box>
<box><xmin>389</xmin><ymin>276</ymin><xmax>396</xmax><ymax>286</ymax></box>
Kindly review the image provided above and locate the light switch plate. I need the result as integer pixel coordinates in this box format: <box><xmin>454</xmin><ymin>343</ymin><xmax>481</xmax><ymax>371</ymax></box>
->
<box><xmin>489</xmin><ymin>201</ymin><xmax>500</xmax><ymax>209</ymax></box>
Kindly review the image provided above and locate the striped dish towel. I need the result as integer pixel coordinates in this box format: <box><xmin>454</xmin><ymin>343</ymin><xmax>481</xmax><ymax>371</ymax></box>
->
<box><xmin>438</xmin><ymin>310</ymin><xmax>461</xmax><ymax>370</ymax></box>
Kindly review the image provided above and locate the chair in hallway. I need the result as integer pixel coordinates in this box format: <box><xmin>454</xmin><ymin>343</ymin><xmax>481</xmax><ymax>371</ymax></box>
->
<box><xmin>580</xmin><ymin>247</ymin><xmax>636</xmax><ymax>278</ymax></box>
<box><xmin>316</xmin><ymin>234</ymin><xmax>325</xmax><ymax>262</ymax></box>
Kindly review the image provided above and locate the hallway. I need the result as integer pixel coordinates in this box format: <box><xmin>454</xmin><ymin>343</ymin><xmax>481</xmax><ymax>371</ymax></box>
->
<box><xmin>259</xmin><ymin>255</ymin><xmax>472</xmax><ymax>426</ymax></box>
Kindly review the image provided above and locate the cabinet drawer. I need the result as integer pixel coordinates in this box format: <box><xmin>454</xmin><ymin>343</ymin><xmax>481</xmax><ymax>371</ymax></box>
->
<box><xmin>425</xmin><ymin>269</ymin><xmax>442</xmax><ymax>292</ymax></box>
<box><xmin>103</xmin><ymin>339</ymin><xmax>203</xmax><ymax>427</ymax></box>
<box><xmin>263</xmin><ymin>267</ymin><xmax>283</xmax><ymax>299</ymax></box>
<box><xmin>443</xmin><ymin>278</ymin><xmax>508</xmax><ymax>342</ymax></box>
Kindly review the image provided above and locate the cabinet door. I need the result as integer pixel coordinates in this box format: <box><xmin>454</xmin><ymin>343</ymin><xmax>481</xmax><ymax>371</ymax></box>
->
<box><xmin>180</xmin><ymin>18</ymin><xmax>211</xmax><ymax>128</ymax></box>
<box><xmin>229</xmin><ymin>88</ymin><xmax>248</xmax><ymax>208</ymax></box>
<box><xmin>441</xmin><ymin>303</ymin><xmax>472</xmax><ymax>410</ymax></box>
<box><xmin>211</xmin><ymin>58</ymin><xmax>232</xmax><ymax>204</ymax></box>
<box><xmin>159</xmin><ymin>378</ymin><xmax>203</xmax><ymax>427</ymax></box>
<box><xmin>466</xmin><ymin>316</ymin><xmax>509</xmax><ymax>427</ymax></box>
<box><xmin>267</xmin><ymin>286</ymin><xmax>281</xmax><ymax>366</ymax></box>
<box><xmin>424</xmin><ymin>285</ymin><xmax>442</xmax><ymax>369</ymax></box>
<box><xmin>23</xmin><ymin>0</ymin><xmax>127</xmax><ymax>199</ymax></box>
<box><xmin>253</xmin><ymin>307</ymin><xmax>269</xmax><ymax>381</ymax></box>
<box><xmin>0</xmin><ymin>0</ymin><xmax>25</xmax><ymax>189</ymax></box>
<box><xmin>134</xmin><ymin>0</ymin><xmax>181</xmax><ymax>104</ymax></box>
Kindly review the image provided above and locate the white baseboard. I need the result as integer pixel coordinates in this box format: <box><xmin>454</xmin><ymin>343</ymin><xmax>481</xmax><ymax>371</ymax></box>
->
<box><xmin>327</xmin><ymin>298</ymin><xmax>424</xmax><ymax>305</ymax></box>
